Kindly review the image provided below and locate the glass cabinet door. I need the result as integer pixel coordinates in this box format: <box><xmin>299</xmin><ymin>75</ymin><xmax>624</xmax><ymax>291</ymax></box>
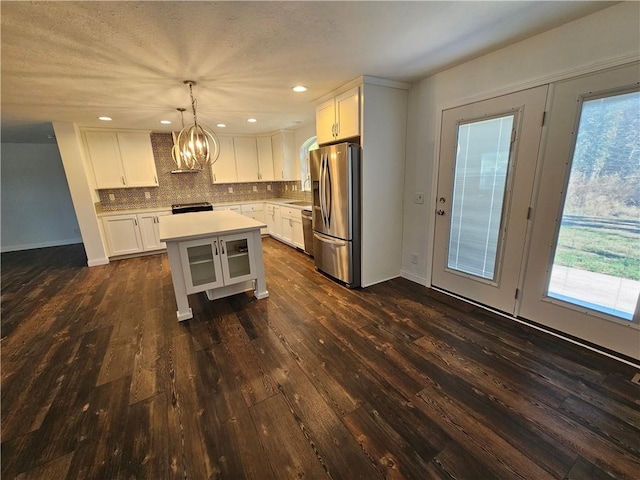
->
<box><xmin>178</xmin><ymin>239</ymin><xmax>224</xmax><ymax>294</ymax></box>
<box><xmin>219</xmin><ymin>233</ymin><xmax>255</xmax><ymax>285</ymax></box>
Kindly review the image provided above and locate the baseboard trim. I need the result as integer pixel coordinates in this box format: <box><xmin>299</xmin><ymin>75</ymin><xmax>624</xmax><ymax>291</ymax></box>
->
<box><xmin>87</xmin><ymin>257</ymin><xmax>110</xmax><ymax>267</ymax></box>
<box><xmin>1</xmin><ymin>238</ymin><xmax>83</xmax><ymax>253</ymax></box>
<box><xmin>400</xmin><ymin>270</ymin><xmax>428</xmax><ymax>286</ymax></box>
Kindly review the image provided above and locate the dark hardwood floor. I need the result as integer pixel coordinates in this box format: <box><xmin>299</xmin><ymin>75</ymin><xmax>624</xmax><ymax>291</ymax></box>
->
<box><xmin>2</xmin><ymin>238</ymin><xmax>639</xmax><ymax>479</ymax></box>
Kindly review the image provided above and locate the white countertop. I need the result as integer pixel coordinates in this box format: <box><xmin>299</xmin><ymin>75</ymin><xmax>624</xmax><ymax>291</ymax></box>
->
<box><xmin>159</xmin><ymin>210</ymin><xmax>266</xmax><ymax>242</ymax></box>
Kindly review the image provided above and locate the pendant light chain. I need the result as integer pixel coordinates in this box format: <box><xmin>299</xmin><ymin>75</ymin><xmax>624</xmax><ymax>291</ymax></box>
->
<box><xmin>188</xmin><ymin>82</ymin><xmax>199</xmax><ymax>128</ymax></box>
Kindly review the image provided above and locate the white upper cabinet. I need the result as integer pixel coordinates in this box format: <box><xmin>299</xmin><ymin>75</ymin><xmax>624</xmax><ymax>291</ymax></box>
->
<box><xmin>211</xmin><ymin>135</ymin><xmax>238</xmax><ymax>183</ymax></box>
<box><xmin>84</xmin><ymin>130</ymin><xmax>158</xmax><ymax>189</ymax></box>
<box><xmin>272</xmin><ymin>130</ymin><xmax>300</xmax><ymax>181</ymax></box>
<box><xmin>234</xmin><ymin>136</ymin><xmax>260</xmax><ymax>182</ymax></box>
<box><xmin>256</xmin><ymin>136</ymin><xmax>275</xmax><ymax>181</ymax></box>
<box><xmin>210</xmin><ymin>132</ymin><xmax>298</xmax><ymax>183</ymax></box>
<box><xmin>315</xmin><ymin>86</ymin><xmax>360</xmax><ymax>144</ymax></box>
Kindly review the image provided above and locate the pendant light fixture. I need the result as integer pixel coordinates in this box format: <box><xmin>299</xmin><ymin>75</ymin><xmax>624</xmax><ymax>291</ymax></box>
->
<box><xmin>175</xmin><ymin>80</ymin><xmax>220</xmax><ymax>170</ymax></box>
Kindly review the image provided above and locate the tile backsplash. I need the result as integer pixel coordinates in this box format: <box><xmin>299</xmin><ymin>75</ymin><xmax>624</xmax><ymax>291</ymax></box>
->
<box><xmin>98</xmin><ymin>133</ymin><xmax>310</xmax><ymax>211</ymax></box>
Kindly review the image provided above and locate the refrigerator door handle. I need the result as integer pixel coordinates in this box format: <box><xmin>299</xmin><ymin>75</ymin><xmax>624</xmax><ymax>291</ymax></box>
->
<box><xmin>313</xmin><ymin>232</ymin><xmax>347</xmax><ymax>247</ymax></box>
<box><xmin>319</xmin><ymin>154</ymin><xmax>325</xmax><ymax>226</ymax></box>
<box><xmin>325</xmin><ymin>158</ymin><xmax>331</xmax><ymax>228</ymax></box>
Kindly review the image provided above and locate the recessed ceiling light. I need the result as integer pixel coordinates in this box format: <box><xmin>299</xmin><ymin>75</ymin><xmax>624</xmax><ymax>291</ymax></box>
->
<box><xmin>160</xmin><ymin>120</ymin><xmax>172</xmax><ymax>125</ymax></box>
<box><xmin>247</xmin><ymin>118</ymin><xmax>257</xmax><ymax>123</ymax></box>
<box><xmin>98</xmin><ymin>116</ymin><xmax>112</xmax><ymax>121</ymax></box>
<box><xmin>292</xmin><ymin>85</ymin><xmax>308</xmax><ymax>93</ymax></box>
<box><xmin>216</xmin><ymin>123</ymin><xmax>226</xmax><ymax>128</ymax></box>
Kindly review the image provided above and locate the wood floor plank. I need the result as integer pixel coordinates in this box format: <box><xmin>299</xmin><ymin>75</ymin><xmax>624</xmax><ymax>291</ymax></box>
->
<box><xmin>249</xmin><ymin>393</ymin><xmax>328</xmax><ymax>479</ymax></box>
<box><xmin>215</xmin><ymin>309</ymin><xmax>278</xmax><ymax>407</ymax></box>
<box><xmin>168</xmin><ymin>333</ymin><xmax>215</xmax><ymax>479</ymax></box>
<box><xmin>201</xmin><ymin>344</ymin><xmax>277</xmax><ymax>479</ymax></box>
<box><xmin>14</xmin><ymin>452</ymin><xmax>74</xmax><ymax>480</ymax></box>
<box><xmin>64</xmin><ymin>375</ymin><xmax>132</xmax><ymax>479</ymax></box>
<box><xmin>343</xmin><ymin>404</ymin><xmax>435</xmax><ymax>479</ymax></box>
<box><xmin>253</xmin><ymin>328</ymin><xmax>383</xmax><ymax>480</ymax></box>
<box><xmin>129</xmin><ymin>307</ymin><xmax>166</xmax><ymax>404</ymax></box>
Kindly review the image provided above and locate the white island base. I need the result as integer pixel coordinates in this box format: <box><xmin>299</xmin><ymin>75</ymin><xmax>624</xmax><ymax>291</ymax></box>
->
<box><xmin>160</xmin><ymin>211</ymin><xmax>269</xmax><ymax>321</ymax></box>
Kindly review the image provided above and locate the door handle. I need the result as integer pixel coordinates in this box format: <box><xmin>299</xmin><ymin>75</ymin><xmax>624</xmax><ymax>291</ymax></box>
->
<box><xmin>220</xmin><ymin>240</ymin><xmax>225</xmax><ymax>255</ymax></box>
<box><xmin>436</xmin><ymin>210</ymin><xmax>446</xmax><ymax>216</ymax></box>
<box><xmin>213</xmin><ymin>240</ymin><xmax>218</xmax><ymax>255</ymax></box>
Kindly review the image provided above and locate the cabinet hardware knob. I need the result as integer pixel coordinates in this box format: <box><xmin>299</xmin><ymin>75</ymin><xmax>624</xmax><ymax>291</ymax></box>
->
<box><xmin>436</xmin><ymin>209</ymin><xmax>446</xmax><ymax>216</ymax></box>
<box><xmin>213</xmin><ymin>240</ymin><xmax>218</xmax><ymax>255</ymax></box>
<box><xmin>220</xmin><ymin>240</ymin><xmax>226</xmax><ymax>255</ymax></box>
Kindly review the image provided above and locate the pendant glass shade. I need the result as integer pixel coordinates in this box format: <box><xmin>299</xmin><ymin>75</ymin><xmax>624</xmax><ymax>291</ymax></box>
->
<box><xmin>171</xmin><ymin>81</ymin><xmax>220</xmax><ymax>171</ymax></box>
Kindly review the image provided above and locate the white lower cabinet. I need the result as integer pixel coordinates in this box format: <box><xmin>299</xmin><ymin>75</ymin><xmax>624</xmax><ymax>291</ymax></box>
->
<box><xmin>280</xmin><ymin>207</ymin><xmax>304</xmax><ymax>249</ymax></box>
<box><xmin>265</xmin><ymin>204</ymin><xmax>282</xmax><ymax>239</ymax></box>
<box><xmin>241</xmin><ymin>203</ymin><xmax>267</xmax><ymax>234</ymax></box>
<box><xmin>178</xmin><ymin>232</ymin><xmax>255</xmax><ymax>295</ymax></box>
<box><xmin>102</xmin><ymin>214</ymin><xmax>143</xmax><ymax>256</ymax></box>
<box><xmin>102</xmin><ymin>210</ymin><xmax>170</xmax><ymax>257</ymax></box>
<box><xmin>139</xmin><ymin>211</ymin><xmax>171</xmax><ymax>250</ymax></box>
<box><xmin>269</xmin><ymin>205</ymin><xmax>303</xmax><ymax>249</ymax></box>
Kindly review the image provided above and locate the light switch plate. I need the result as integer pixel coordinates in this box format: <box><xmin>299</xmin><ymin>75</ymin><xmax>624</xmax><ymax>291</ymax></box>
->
<box><xmin>228</xmin><ymin>186</ymin><xmax>233</xmax><ymax>193</ymax></box>
<box><xmin>108</xmin><ymin>193</ymin><xmax>115</xmax><ymax>201</ymax></box>
<box><xmin>252</xmin><ymin>186</ymin><xmax>257</xmax><ymax>192</ymax></box>
<box><xmin>267</xmin><ymin>184</ymin><xmax>272</xmax><ymax>191</ymax></box>
<box><xmin>144</xmin><ymin>191</ymin><xmax>151</xmax><ymax>199</ymax></box>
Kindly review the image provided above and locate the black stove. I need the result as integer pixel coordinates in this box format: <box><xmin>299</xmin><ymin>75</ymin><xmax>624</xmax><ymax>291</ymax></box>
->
<box><xmin>171</xmin><ymin>202</ymin><xmax>213</xmax><ymax>214</ymax></box>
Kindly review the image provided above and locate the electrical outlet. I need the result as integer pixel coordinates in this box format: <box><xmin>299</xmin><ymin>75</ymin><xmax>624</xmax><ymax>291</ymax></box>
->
<box><xmin>252</xmin><ymin>186</ymin><xmax>257</xmax><ymax>192</ymax></box>
<box><xmin>108</xmin><ymin>193</ymin><xmax>115</xmax><ymax>201</ymax></box>
<box><xmin>414</xmin><ymin>193</ymin><xmax>424</xmax><ymax>204</ymax></box>
<box><xmin>293</xmin><ymin>185</ymin><xmax>297</xmax><ymax>191</ymax></box>
<box><xmin>144</xmin><ymin>191</ymin><xmax>151</xmax><ymax>199</ymax></box>
<box><xmin>228</xmin><ymin>186</ymin><xmax>233</xmax><ymax>193</ymax></box>
<box><xmin>267</xmin><ymin>184</ymin><xmax>272</xmax><ymax>191</ymax></box>
<box><xmin>411</xmin><ymin>253</ymin><xmax>419</xmax><ymax>264</ymax></box>
<box><xmin>285</xmin><ymin>185</ymin><xmax>289</xmax><ymax>191</ymax></box>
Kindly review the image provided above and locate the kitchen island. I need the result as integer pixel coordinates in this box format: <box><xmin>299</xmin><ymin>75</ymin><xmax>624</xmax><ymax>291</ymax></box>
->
<box><xmin>159</xmin><ymin>210</ymin><xmax>268</xmax><ymax>321</ymax></box>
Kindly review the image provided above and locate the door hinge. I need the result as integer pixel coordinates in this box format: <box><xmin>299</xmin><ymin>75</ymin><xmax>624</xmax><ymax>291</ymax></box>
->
<box><xmin>515</xmin><ymin>288</ymin><xmax>520</xmax><ymax>299</ymax></box>
<box><xmin>541</xmin><ymin>111</ymin><xmax>547</xmax><ymax>127</ymax></box>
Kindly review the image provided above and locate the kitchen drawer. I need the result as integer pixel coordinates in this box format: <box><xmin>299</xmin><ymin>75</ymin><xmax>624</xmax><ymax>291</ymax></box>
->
<box><xmin>241</xmin><ymin>203</ymin><xmax>264</xmax><ymax>213</ymax></box>
<box><xmin>265</xmin><ymin>203</ymin><xmax>275</xmax><ymax>214</ymax></box>
<box><xmin>282</xmin><ymin>207</ymin><xmax>301</xmax><ymax>219</ymax></box>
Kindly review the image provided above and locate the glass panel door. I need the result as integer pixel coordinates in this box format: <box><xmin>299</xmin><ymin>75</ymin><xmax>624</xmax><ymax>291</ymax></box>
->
<box><xmin>432</xmin><ymin>86</ymin><xmax>547</xmax><ymax>314</ymax></box>
<box><xmin>547</xmin><ymin>91</ymin><xmax>640</xmax><ymax>321</ymax></box>
<box><xmin>219</xmin><ymin>232</ymin><xmax>255</xmax><ymax>286</ymax></box>
<box><xmin>178</xmin><ymin>238</ymin><xmax>224</xmax><ymax>294</ymax></box>
<box><xmin>520</xmin><ymin>63</ymin><xmax>640</xmax><ymax>359</ymax></box>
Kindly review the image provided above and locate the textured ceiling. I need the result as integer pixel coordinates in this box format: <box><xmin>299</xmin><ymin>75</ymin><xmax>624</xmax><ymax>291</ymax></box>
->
<box><xmin>1</xmin><ymin>1</ymin><xmax>616</xmax><ymax>143</ymax></box>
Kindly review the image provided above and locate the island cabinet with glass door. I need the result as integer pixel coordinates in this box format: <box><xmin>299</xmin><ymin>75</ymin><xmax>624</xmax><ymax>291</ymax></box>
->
<box><xmin>159</xmin><ymin>210</ymin><xmax>268</xmax><ymax>321</ymax></box>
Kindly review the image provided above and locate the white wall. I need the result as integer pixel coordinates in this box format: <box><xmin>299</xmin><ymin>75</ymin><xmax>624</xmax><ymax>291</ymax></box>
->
<box><xmin>1</xmin><ymin>142</ymin><xmax>82</xmax><ymax>252</ymax></box>
<box><xmin>401</xmin><ymin>1</ymin><xmax>640</xmax><ymax>285</ymax></box>
<box><xmin>53</xmin><ymin>122</ymin><xmax>109</xmax><ymax>266</ymax></box>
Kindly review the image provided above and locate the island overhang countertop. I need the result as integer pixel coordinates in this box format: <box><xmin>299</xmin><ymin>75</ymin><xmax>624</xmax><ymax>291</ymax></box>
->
<box><xmin>159</xmin><ymin>210</ymin><xmax>267</xmax><ymax>243</ymax></box>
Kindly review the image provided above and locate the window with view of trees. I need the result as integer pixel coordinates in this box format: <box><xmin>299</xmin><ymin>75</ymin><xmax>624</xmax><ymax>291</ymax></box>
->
<box><xmin>548</xmin><ymin>90</ymin><xmax>640</xmax><ymax>320</ymax></box>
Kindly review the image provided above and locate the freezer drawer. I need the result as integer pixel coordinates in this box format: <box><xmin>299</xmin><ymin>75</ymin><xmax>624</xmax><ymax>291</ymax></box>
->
<box><xmin>313</xmin><ymin>232</ymin><xmax>359</xmax><ymax>287</ymax></box>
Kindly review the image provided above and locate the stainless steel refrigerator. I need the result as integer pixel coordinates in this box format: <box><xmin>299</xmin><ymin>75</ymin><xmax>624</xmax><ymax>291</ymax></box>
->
<box><xmin>310</xmin><ymin>142</ymin><xmax>360</xmax><ymax>287</ymax></box>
